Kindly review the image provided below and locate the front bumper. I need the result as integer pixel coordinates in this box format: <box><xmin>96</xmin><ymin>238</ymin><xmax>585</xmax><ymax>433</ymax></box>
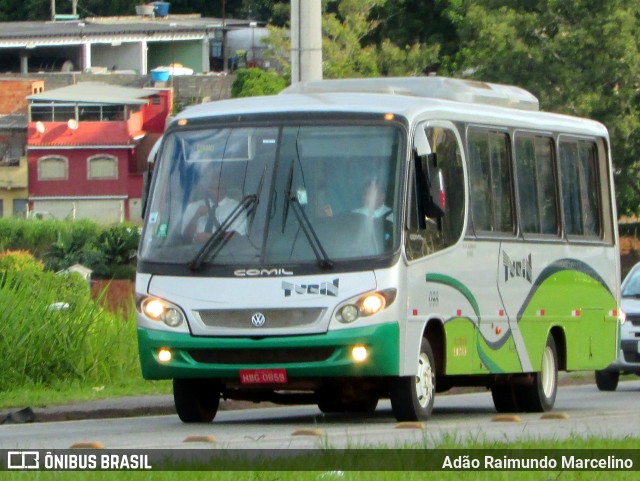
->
<box><xmin>601</xmin><ymin>340</ymin><xmax>640</xmax><ymax>374</ymax></box>
<box><xmin>137</xmin><ymin>322</ymin><xmax>400</xmax><ymax>380</ymax></box>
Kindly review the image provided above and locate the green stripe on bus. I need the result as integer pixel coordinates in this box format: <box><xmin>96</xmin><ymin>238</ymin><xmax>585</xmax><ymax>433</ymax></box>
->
<box><xmin>426</xmin><ymin>273</ymin><xmax>481</xmax><ymax>320</ymax></box>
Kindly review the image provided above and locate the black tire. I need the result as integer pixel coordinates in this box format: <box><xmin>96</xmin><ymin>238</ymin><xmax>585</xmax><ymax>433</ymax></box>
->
<box><xmin>173</xmin><ymin>378</ymin><xmax>220</xmax><ymax>423</ymax></box>
<box><xmin>515</xmin><ymin>336</ymin><xmax>558</xmax><ymax>412</ymax></box>
<box><xmin>317</xmin><ymin>396</ymin><xmax>346</xmax><ymax>414</ymax></box>
<box><xmin>390</xmin><ymin>338</ymin><xmax>436</xmax><ymax>421</ymax></box>
<box><xmin>491</xmin><ymin>385</ymin><xmax>520</xmax><ymax>413</ymax></box>
<box><xmin>595</xmin><ymin>370</ymin><xmax>619</xmax><ymax>391</ymax></box>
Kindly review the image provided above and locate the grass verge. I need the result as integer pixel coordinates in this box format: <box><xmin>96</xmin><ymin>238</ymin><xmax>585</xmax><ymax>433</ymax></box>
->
<box><xmin>0</xmin><ymin>436</ymin><xmax>638</xmax><ymax>480</ymax></box>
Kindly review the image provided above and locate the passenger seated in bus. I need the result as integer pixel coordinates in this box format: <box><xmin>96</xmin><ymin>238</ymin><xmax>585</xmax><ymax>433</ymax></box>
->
<box><xmin>182</xmin><ymin>176</ymin><xmax>247</xmax><ymax>243</ymax></box>
<box><xmin>353</xmin><ymin>178</ymin><xmax>393</xmax><ymax>221</ymax></box>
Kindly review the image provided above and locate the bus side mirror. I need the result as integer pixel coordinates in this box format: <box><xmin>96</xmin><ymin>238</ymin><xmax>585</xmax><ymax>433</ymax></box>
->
<box><xmin>416</xmin><ymin>152</ymin><xmax>446</xmax><ymax>220</ymax></box>
<box><xmin>141</xmin><ymin>138</ymin><xmax>162</xmax><ymax>220</ymax></box>
<box><xmin>427</xmin><ymin>160</ymin><xmax>446</xmax><ymax>218</ymax></box>
<box><xmin>141</xmin><ymin>170</ymin><xmax>152</xmax><ymax>219</ymax></box>
<box><xmin>413</xmin><ymin>129</ymin><xmax>432</xmax><ymax>157</ymax></box>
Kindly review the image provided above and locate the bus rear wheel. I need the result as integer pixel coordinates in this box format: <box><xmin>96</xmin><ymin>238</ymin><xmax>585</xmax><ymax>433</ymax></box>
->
<box><xmin>173</xmin><ymin>378</ymin><xmax>220</xmax><ymax>423</ymax></box>
<box><xmin>515</xmin><ymin>336</ymin><xmax>558</xmax><ymax>412</ymax></box>
<box><xmin>390</xmin><ymin>338</ymin><xmax>435</xmax><ymax>421</ymax></box>
<box><xmin>491</xmin><ymin>385</ymin><xmax>519</xmax><ymax>413</ymax></box>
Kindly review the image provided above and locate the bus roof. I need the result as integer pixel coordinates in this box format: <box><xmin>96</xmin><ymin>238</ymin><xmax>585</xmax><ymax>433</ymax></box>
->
<box><xmin>281</xmin><ymin>77</ymin><xmax>540</xmax><ymax>111</ymax></box>
<box><xmin>174</xmin><ymin>77</ymin><xmax>608</xmax><ymax>138</ymax></box>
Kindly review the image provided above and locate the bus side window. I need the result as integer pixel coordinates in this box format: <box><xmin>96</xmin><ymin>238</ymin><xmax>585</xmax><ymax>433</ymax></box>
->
<box><xmin>467</xmin><ymin>129</ymin><xmax>514</xmax><ymax>235</ymax></box>
<box><xmin>559</xmin><ymin>139</ymin><xmax>601</xmax><ymax>238</ymax></box>
<box><xmin>405</xmin><ymin>126</ymin><xmax>465</xmax><ymax>260</ymax></box>
<box><xmin>515</xmin><ymin>134</ymin><xmax>559</xmax><ymax>236</ymax></box>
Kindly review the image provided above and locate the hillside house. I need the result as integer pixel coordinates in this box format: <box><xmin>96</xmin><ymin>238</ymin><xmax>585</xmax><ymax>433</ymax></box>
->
<box><xmin>26</xmin><ymin>82</ymin><xmax>171</xmax><ymax>223</ymax></box>
<box><xmin>0</xmin><ymin>78</ymin><xmax>43</xmax><ymax>217</ymax></box>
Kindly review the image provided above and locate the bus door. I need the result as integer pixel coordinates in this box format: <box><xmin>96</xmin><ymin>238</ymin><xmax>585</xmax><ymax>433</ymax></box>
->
<box><xmin>407</xmin><ymin>122</ymin><xmax>484</xmax><ymax>375</ymax></box>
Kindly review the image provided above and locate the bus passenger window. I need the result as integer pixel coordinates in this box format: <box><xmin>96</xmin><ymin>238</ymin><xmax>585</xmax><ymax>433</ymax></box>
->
<box><xmin>467</xmin><ymin>130</ymin><xmax>514</xmax><ymax>235</ymax></box>
<box><xmin>559</xmin><ymin>139</ymin><xmax>601</xmax><ymax>238</ymax></box>
<box><xmin>405</xmin><ymin>126</ymin><xmax>464</xmax><ymax>260</ymax></box>
<box><xmin>515</xmin><ymin>135</ymin><xmax>558</xmax><ymax>236</ymax></box>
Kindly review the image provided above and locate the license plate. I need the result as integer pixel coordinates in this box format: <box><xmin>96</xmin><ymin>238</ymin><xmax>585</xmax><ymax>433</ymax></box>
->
<box><xmin>239</xmin><ymin>368</ymin><xmax>288</xmax><ymax>385</ymax></box>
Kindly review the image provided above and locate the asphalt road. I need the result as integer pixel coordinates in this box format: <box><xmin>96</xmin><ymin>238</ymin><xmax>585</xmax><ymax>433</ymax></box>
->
<box><xmin>1</xmin><ymin>380</ymin><xmax>639</xmax><ymax>450</ymax></box>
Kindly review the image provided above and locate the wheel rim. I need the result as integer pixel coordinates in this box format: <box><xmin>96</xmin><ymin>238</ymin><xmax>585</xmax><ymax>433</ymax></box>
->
<box><xmin>415</xmin><ymin>352</ymin><xmax>434</xmax><ymax>408</ymax></box>
<box><xmin>541</xmin><ymin>345</ymin><xmax>556</xmax><ymax>398</ymax></box>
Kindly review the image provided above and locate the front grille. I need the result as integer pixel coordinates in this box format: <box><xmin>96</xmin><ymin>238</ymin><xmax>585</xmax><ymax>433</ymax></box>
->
<box><xmin>188</xmin><ymin>347</ymin><xmax>335</xmax><ymax>365</ymax></box>
<box><xmin>626</xmin><ymin>314</ymin><xmax>640</xmax><ymax>327</ymax></box>
<box><xmin>196</xmin><ymin>308</ymin><xmax>325</xmax><ymax>329</ymax></box>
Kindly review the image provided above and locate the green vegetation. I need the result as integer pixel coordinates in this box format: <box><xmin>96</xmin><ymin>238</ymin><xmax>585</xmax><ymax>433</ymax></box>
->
<box><xmin>231</xmin><ymin>68</ymin><xmax>287</xmax><ymax>97</ymax></box>
<box><xmin>0</xmin><ymin>218</ymin><xmax>138</xmax><ymax>280</ymax></box>
<box><xmin>0</xmin><ymin>250</ymin><xmax>139</xmax><ymax>392</ymax></box>
<box><xmin>0</xmin><ymin>380</ymin><xmax>171</xmax><ymax>410</ymax></box>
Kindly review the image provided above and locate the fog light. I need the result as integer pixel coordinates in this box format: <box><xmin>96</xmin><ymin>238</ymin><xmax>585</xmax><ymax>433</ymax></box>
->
<box><xmin>158</xmin><ymin>349</ymin><xmax>172</xmax><ymax>363</ymax></box>
<box><xmin>340</xmin><ymin>305</ymin><xmax>359</xmax><ymax>323</ymax></box>
<box><xmin>352</xmin><ymin>345</ymin><xmax>368</xmax><ymax>362</ymax></box>
<box><xmin>360</xmin><ymin>293</ymin><xmax>385</xmax><ymax>315</ymax></box>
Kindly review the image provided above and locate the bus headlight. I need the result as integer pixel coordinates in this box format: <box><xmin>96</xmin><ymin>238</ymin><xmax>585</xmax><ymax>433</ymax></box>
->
<box><xmin>339</xmin><ymin>305</ymin><xmax>360</xmax><ymax>323</ymax></box>
<box><xmin>335</xmin><ymin>289</ymin><xmax>396</xmax><ymax>324</ymax></box>
<box><xmin>360</xmin><ymin>293</ymin><xmax>385</xmax><ymax>315</ymax></box>
<box><xmin>140</xmin><ymin>297</ymin><xmax>186</xmax><ymax>328</ymax></box>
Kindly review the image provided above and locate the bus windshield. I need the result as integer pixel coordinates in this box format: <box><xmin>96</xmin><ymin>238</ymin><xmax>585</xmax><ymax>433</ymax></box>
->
<box><xmin>139</xmin><ymin>122</ymin><xmax>404</xmax><ymax>267</ymax></box>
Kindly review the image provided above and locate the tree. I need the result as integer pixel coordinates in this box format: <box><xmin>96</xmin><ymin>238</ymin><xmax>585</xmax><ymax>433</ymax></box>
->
<box><xmin>370</xmin><ymin>0</ymin><xmax>459</xmax><ymax>73</ymax></box>
<box><xmin>447</xmin><ymin>0</ymin><xmax>640</xmax><ymax>215</ymax></box>
<box><xmin>231</xmin><ymin>67</ymin><xmax>286</xmax><ymax>97</ymax></box>
<box><xmin>264</xmin><ymin>0</ymin><xmax>439</xmax><ymax>79</ymax></box>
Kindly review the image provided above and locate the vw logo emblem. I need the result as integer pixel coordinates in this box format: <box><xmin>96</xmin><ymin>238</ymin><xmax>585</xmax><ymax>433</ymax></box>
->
<box><xmin>251</xmin><ymin>312</ymin><xmax>266</xmax><ymax>327</ymax></box>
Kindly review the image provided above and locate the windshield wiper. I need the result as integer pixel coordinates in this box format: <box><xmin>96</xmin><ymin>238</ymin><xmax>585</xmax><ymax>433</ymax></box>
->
<box><xmin>248</xmin><ymin>165</ymin><xmax>267</xmax><ymax>231</ymax></box>
<box><xmin>622</xmin><ymin>293</ymin><xmax>640</xmax><ymax>299</ymax></box>
<box><xmin>189</xmin><ymin>194</ymin><xmax>257</xmax><ymax>271</ymax></box>
<box><xmin>283</xmin><ymin>181</ymin><xmax>333</xmax><ymax>270</ymax></box>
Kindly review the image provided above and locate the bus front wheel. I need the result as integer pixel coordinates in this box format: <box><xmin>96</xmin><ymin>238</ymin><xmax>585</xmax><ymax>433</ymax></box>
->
<box><xmin>390</xmin><ymin>338</ymin><xmax>435</xmax><ymax>421</ymax></box>
<box><xmin>173</xmin><ymin>378</ymin><xmax>220</xmax><ymax>423</ymax></box>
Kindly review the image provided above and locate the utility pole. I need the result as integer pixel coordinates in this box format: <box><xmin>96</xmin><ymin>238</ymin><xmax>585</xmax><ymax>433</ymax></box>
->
<box><xmin>291</xmin><ymin>0</ymin><xmax>322</xmax><ymax>83</ymax></box>
<box><xmin>222</xmin><ymin>0</ymin><xmax>228</xmax><ymax>73</ymax></box>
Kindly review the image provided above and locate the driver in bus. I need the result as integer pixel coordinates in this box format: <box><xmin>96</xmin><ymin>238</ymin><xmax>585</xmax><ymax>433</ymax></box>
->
<box><xmin>182</xmin><ymin>175</ymin><xmax>247</xmax><ymax>243</ymax></box>
<box><xmin>353</xmin><ymin>178</ymin><xmax>393</xmax><ymax>221</ymax></box>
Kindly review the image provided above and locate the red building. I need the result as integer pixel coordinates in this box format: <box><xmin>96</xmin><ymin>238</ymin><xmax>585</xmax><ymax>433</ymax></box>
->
<box><xmin>26</xmin><ymin>82</ymin><xmax>171</xmax><ymax>223</ymax></box>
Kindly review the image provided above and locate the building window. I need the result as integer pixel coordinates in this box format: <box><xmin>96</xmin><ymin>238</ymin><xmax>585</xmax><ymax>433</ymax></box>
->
<box><xmin>87</xmin><ymin>155</ymin><xmax>118</xmax><ymax>180</ymax></box>
<box><xmin>13</xmin><ymin>199</ymin><xmax>28</xmax><ymax>218</ymax></box>
<box><xmin>30</xmin><ymin>103</ymin><xmax>76</xmax><ymax>122</ymax></box>
<box><xmin>38</xmin><ymin>155</ymin><xmax>68</xmax><ymax>180</ymax></box>
<box><xmin>78</xmin><ymin>105</ymin><xmax>126</xmax><ymax>121</ymax></box>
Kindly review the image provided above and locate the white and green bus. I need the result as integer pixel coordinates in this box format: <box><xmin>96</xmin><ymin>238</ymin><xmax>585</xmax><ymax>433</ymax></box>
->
<box><xmin>136</xmin><ymin>77</ymin><xmax>621</xmax><ymax>422</ymax></box>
